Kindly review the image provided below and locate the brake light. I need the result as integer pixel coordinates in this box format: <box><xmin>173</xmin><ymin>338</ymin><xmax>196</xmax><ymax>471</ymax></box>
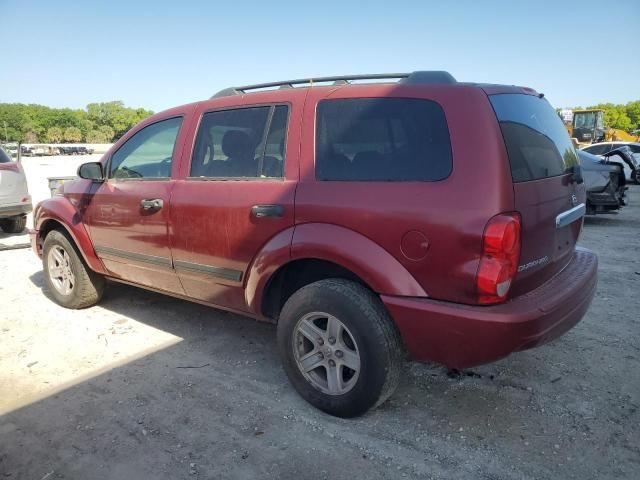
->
<box><xmin>477</xmin><ymin>213</ymin><xmax>521</xmax><ymax>304</ymax></box>
<box><xmin>0</xmin><ymin>162</ymin><xmax>21</xmax><ymax>173</ymax></box>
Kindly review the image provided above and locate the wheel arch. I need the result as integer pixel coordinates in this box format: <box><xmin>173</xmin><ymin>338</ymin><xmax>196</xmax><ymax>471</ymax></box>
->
<box><xmin>36</xmin><ymin>199</ymin><xmax>105</xmax><ymax>274</ymax></box>
<box><xmin>247</xmin><ymin>223</ymin><xmax>427</xmax><ymax>320</ymax></box>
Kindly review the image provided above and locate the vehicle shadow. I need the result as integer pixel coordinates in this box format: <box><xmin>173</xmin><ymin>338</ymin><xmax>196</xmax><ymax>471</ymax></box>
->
<box><xmin>0</xmin><ymin>269</ymin><xmax>568</xmax><ymax>479</ymax></box>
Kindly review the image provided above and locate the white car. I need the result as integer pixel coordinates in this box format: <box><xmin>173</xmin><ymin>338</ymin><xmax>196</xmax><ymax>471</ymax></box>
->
<box><xmin>582</xmin><ymin>142</ymin><xmax>640</xmax><ymax>183</ymax></box>
<box><xmin>0</xmin><ymin>146</ymin><xmax>32</xmax><ymax>233</ymax></box>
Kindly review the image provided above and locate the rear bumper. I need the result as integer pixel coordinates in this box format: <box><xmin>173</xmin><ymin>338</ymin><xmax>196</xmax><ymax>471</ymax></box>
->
<box><xmin>383</xmin><ymin>247</ymin><xmax>598</xmax><ymax>369</ymax></box>
<box><xmin>0</xmin><ymin>202</ymin><xmax>32</xmax><ymax>218</ymax></box>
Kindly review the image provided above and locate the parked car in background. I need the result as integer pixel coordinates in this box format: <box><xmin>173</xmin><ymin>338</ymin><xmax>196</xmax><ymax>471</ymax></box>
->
<box><xmin>30</xmin><ymin>71</ymin><xmax>598</xmax><ymax>417</ymax></box>
<box><xmin>77</xmin><ymin>146</ymin><xmax>94</xmax><ymax>155</ymax></box>
<box><xmin>0</xmin><ymin>145</ymin><xmax>32</xmax><ymax>233</ymax></box>
<box><xmin>578</xmin><ymin>150</ymin><xmax>626</xmax><ymax>215</ymax></box>
<box><xmin>582</xmin><ymin>142</ymin><xmax>640</xmax><ymax>183</ymax></box>
<box><xmin>20</xmin><ymin>145</ymin><xmax>34</xmax><ymax>157</ymax></box>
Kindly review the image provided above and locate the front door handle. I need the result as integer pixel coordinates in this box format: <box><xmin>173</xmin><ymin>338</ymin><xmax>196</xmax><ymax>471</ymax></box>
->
<box><xmin>140</xmin><ymin>198</ymin><xmax>163</xmax><ymax>210</ymax></box>
<box><xmin>251</xmin><ymin>204</ymin><xmax>284</xmax><ymax>218</ymax></box>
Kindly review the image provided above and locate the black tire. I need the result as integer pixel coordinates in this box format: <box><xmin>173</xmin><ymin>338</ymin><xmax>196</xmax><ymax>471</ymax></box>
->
<box><xmin>634</xmin><ymin>169</ymin><xmax>640</xmax><ymax>185</ymax></box>
<box><xmin>42</xmin><ymin>229</ymin><xmax>105</xmax><ymax>309</ymax></box>
<box><xmin>0</xmin><ymin>215</ymin><xmax>27</xmax><ymax>233</ymax></box>
<box><xmin>277</xmin><ymin>279</ymin><xmax>403</xmax><ymax>417</ymax></box>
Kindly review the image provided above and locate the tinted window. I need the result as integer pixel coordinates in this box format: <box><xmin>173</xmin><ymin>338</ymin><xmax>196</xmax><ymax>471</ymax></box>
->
<box><xmin>625</xmin><ymin>144</ymin><xmax>640</xmax><ymax>153</ymax></box>
<box><xmin>583</xmin><ymin>144</ymin><xmax>608</xmax><ymax>156</ymax></box>
<box><xmin>490</xmin><ymin>94</ymin><xmax>579</xmax><ymax>182</ymax></box>
<box><xmin>109</xmin><ymin>117</ymin><xmax>182</xmax><ymax>179</ymax></box>
<box><xmin>190</xmin><ymin>105</ymin><xmax>288</xmax><ymax>179</ymax></box>
<box><xmin>315</xmin><ymin>98</ymin><xmax>452</xmax><ymax>181</ymax></box>
<box><xmin>0</xmin><ymin>146</ymin><xmax>10</xmax><ymax>163</ymax></box>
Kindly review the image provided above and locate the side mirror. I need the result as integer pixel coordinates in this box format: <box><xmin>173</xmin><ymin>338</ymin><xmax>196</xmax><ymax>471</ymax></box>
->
<box><xmin>569</xmin><ymin>164</ymin><xmax>584</xmax><ymax>185</ymax></box>
<box><xmin>78</xmin><ymin>162</ymin><xmax>105</xmax><ymax>182</ymax></box>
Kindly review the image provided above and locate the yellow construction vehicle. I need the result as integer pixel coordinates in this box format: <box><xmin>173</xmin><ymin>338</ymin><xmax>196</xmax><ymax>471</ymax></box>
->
<box><xmin>564</xmin><ymin>109</ymin><xmax>640</xmax><ymax>147</ymax></box>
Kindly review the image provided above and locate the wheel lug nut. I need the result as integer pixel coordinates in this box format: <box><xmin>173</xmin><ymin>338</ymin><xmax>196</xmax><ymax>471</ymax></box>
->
<box><xmin>318</xmin><ymin>338</ymin><xmax>324</xmax><ymax>345</ymax></box>
<box><xmin>318</xmin><ymin>352</ymin><xmax>324</xmax><ymax>359</ymax></box>
<box><xmin>335</xmin><ymin>350</ymin><xmax>343</xmax><ymax>358</ymax></box>
<box><xmin>328</xmin><ymin>359</ymin><xmax>336</xmax><ymax>367</ymax></box>
<box><xmin>328</xmin><ymin>337</ymin><xmax>336</xmax><ymax>345</ymax></box>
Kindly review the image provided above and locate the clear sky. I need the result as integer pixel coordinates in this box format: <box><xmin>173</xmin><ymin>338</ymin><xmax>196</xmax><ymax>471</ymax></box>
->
<box><xmin>2</xmin><ymin>0</ymin><xmax>639</xmax><ymax>113</ymax></box>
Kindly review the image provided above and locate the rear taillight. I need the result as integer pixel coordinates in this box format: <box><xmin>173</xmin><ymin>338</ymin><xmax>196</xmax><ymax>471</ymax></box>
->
<box><xmin>477</xmin><ymin>213</ymin><xmax>521</xmax><ymax>305</ymax></box>
<box><xmin>0</xmin><ymin>162</ymin><xmax>21</xmax><ymax>173</ymax></box>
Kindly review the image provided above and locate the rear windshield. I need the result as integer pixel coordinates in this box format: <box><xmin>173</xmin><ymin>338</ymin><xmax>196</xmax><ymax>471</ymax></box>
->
<box><xmin>316</xmin><ymin>98</ymin><xmax>452</xmax><ymax>181</ymax></box>
<box><xmin>490</xmin><ymin>94</ymin><xmax>578</xmax><ymax>182</ymax></box>
<box><xmin>0</xmin><ymin>146</ymin><xmax>11</xmax><ymax>163</ymax></box>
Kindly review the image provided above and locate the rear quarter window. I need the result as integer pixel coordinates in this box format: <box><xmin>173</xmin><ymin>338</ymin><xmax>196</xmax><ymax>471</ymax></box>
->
<box><xmin>490</xmin><ymin>94</ymin><xmax>579</xmax><ymax>183</ymax></box>
<box><xmin>315</xmin><ymin>98</ymin><xmax>452</xmax><ymax>181</ymax></box>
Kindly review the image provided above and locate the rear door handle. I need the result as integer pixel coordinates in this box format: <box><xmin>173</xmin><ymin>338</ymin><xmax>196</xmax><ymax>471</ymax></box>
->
<box><xmin>140</xmin><ymin>198</ymin><xmax>163</xmax><ymax>210</ymax></box>
<box><xmin>251</xmin><ymin>204</ymin><xmax>284</xmax><ymax>218</ymax></box>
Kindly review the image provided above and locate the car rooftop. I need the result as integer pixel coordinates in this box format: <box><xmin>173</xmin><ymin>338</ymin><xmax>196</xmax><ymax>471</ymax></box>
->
<box><xmin>210</xmin><ymin>70</ymin><xmax>538</xmax><ymax>99</ymax></box>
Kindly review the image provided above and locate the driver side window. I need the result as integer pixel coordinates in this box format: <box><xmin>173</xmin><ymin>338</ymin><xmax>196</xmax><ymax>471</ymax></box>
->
<box><xmin>109</xmin><ymin>117</ymin><xmax>183</xmax><ymax>180</ymax></box>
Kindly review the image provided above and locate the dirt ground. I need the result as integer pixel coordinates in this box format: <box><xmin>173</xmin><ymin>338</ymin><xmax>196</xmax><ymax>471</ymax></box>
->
<box><xmin>0</xmin><ymin>183</ymin><xmax>639</xmax><ymax>479</ymax></box>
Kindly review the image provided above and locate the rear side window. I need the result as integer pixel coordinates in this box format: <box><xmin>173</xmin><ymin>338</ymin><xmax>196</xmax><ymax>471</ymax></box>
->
<box><xmin>490</xmin><ymin>94</ymin><xmax>579</xmax><ymax>182</ymax></box>
<box><xmin>190</xmin><ymin>105</ymin><xmax>288</xmax><ymax>179</ymax></box>
<box><xmin>316</xmin><ymin>98</ymin><xmax>452</xmax><ymax>181</ymax></box>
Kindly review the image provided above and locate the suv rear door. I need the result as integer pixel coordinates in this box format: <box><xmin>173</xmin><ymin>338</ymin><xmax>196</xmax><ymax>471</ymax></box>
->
<box><xmin>169</xmin><ymin>92</ymin><xmax>302</xmax><ymax>313</ymax></box>
<box><xmin>489</xmin><ymin>93</ymin><xmax>585</xmax><ymax>295</ymax></box>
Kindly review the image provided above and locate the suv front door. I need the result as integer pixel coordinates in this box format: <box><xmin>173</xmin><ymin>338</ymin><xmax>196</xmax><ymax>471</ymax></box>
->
<box><xmin>85</xmin><ymin>115</ymin><xmax>186</xmax><ymax>293</ymax></box>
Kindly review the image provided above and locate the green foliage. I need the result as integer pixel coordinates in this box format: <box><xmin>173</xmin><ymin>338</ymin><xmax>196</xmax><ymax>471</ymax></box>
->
<box><xmin>85</xmin><ymin>125</ymin><xmax>115</xmax><ymax>143</ymax></box>
<box><xmin>46</xmin><ymin>126</ymin><xmax>64</xmax><ymax>143</ymax></box>
<box><xmin>0</xmin><ymin>102</ymin><xmax>153</xmax><ymax>143</ymax></box>
<box><xmin>63</xmin><ymin>126</ymin><xmax>82</xmax><ymax>142</ymax></box>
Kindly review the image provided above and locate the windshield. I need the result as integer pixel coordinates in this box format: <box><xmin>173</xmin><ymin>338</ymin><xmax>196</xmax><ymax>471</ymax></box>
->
<box><xmin>574</xmin><ymin>112</ymin><xmax>596</xmax><ymax>129</ymax></box>
<box><xmin>490</xmin><ymin>94</ymin><xmax>579</xmax><ymax>183</ymax></box>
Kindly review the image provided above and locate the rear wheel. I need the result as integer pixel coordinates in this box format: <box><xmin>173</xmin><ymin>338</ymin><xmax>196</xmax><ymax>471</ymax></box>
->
<box><xmin>42</xmin><ymin>230</ymin><xmax>105</xmax><ymax>309</ymax></box>
<box><xmin>0</xmin><ymin>215</ymin><xmax>27</xmax><ymax>233</ymax></box>
<box><xmin>634</xmin><ymin>169</ymin><xmax>640</xmax><ymax>185</ymax></box>
<box><xmin>277</xmin><ymin>279</ymin><xmax>403</xmax><ymax>417</ymax></box>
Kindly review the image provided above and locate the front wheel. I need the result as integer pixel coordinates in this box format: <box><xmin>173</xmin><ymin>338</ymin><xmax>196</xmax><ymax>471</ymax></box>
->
<box><xmin>42</xmin><ymin>230</ymin><xmax>105</xmax><ymax>309</ymax></box>
<box><xmin>277</xmin><ymin>279</ymin><xmax>403</xmax><ymax>417</ymax></box>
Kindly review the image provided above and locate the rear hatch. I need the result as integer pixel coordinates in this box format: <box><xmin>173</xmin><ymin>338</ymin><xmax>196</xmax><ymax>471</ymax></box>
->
<box><xmin>489</xmin><ymin>93</ymin><xmax>585</xmax><ymax>296</ymax></box>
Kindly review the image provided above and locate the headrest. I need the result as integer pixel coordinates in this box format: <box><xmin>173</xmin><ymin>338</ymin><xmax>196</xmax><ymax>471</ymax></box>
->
<box><xmin>222</xmin><ymin>130</ymin><xmax>253</xmax><ymax>158</ymax></box>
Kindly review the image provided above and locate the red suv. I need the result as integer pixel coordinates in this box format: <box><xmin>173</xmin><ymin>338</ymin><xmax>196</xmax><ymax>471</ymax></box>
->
<box><xmin>31</xmin><ymin>71</ymin><xmax>598</xmax><ymax>417</ymax></box>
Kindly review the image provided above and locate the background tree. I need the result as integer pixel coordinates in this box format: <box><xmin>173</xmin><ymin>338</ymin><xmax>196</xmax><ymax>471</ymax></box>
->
<box><xmin>0</xmin><ymin>101</ymin><xmax>153</xmax><ymax>143</ymax></box>
<box><xmin>63</xmin><ymin>126</ymin><xmax>82</xmax><ymax>142</ymax></box>
<box><xmin>587</xmin><ymin>103</ymin><xmax>633</xmax><ymax>131</ymax></box>
<box><xmin>46</xmin><ymin>126</ymin><xmax>64</xmax><ymax>143</ymax></box>
<box><xmin>97</xmin><ymin>125</ymin><xmax>115</xmax><ymax>142</ymax></box>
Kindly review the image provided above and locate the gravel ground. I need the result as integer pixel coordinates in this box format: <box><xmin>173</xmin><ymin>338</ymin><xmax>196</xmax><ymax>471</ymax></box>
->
<box><xmin>0</xmin><ymin>184</ymin><xmax>638</xmax><ymax>479</ymax></box>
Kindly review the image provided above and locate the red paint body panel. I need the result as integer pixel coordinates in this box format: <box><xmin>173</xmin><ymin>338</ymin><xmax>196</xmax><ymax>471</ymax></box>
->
<box><xmin>290</xmin><ymin>223</ymin><xmax>426</xmax><ymax>297</ymax></box>
<box><xmin>296</xmin><ymin>84</ymin><xmax>514</xmax><ymax>304</ymax></box>
<box><xmin>31</xmin><ymin>191</ymin><xmax>106</xmax><ymax>274</ymax></box>
<box><xmin>385</xmin><ymin>248</ymin><xmax>597</xmax><ymax>368</ymax></box>
<box><xmin>244</xmin><ymin>227</ymin><xmax>295</xmax><ymax>315</ymax></box>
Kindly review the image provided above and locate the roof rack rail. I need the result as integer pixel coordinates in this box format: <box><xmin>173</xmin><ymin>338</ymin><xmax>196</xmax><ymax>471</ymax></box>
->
<box><xmin>211</xmin><ymin>71</ymin><xmax>456</xmax><ymax>98</ymax></box>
